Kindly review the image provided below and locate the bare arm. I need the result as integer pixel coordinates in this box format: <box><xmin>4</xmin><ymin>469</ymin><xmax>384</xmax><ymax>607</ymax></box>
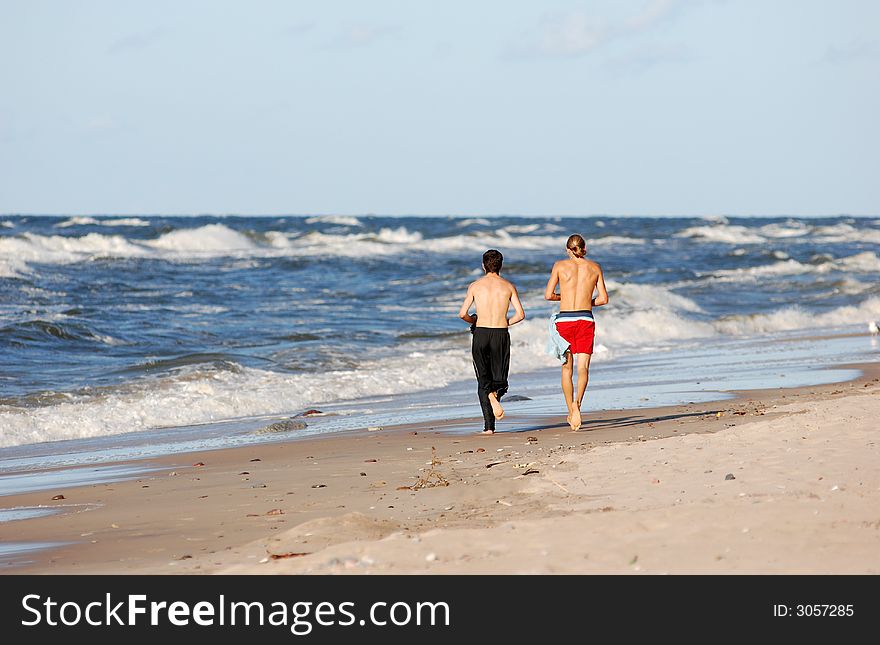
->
<box><xmin>591</xmin><ymin>264</ymin><xmax>609</xmax><ymax>307</ymax></box>
<box><xmin>544</xmin><ymin>263</ymin><xmax>560</xmax><ymax>301</ymax></box>
<box><xmin>508</xmin><ymin>285</ymin><xmax>525</xmax><ymax>326</ymax></box>
<box><xmin>458</xmin><ymin>285</ymin><xmax>477</xmax><ymax>324</ymax></box>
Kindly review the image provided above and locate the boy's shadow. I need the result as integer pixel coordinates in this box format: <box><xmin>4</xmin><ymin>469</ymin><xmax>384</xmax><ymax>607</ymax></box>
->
<box><xmin>502</xmin><ymin>410</ymin><xmax>717</xmax><ymax>434</ymax></box>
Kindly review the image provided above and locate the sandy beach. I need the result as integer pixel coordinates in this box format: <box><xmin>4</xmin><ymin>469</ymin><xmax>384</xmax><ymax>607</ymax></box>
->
<box><xmin>2</xmin><ymin>362</ymin><xmax>877</xmax><ymax>575</ymax></box>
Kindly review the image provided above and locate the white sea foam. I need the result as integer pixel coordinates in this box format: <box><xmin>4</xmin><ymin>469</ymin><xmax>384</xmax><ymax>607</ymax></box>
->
<box><xmin>143</xmin><ymin>224</ymin><xmax>257</xmax><ymax>254</ymax></box>
<box><xmin>0</xmin><ymin>258</ymin><xmax>29</xmax><ymax>278</ymax></box>
<box><xmin>0</xmin><ymin>224</ymin><xmax>263</xmax><ymax>268</ymax></box>
<box><xmin>55</xmin><ymin>216</ymin><xmax>99</xmax><ymax>227</ymax></box>
<box><xmin>588</xmin><ymin>235</ymin><xmax>648</xmax><ymax>246</ymax></box>
<box><xmin>593</xmin><ymin>291</ymin><xmax>880</xmax><ymax>351</ymax></box>
<box><xmin>832</xmin><ymin>251</ymin><xmax>880</xmax><ymax>273</ymax></box>
<box><xmin>375</xmin><ymin>226</ymin><xmax>423</xmax><ymax>244</ymax></box>
<box><xmin>708</xmin><ymin>252</ymin><xmax>880</xmax><ymax>282</ymax></box>
<box><xmin>502</xmin><ymin>224</ymin><xmax>541</xmax><ymax>234</ymax></box>
<box><xmin>502</xmin><ymin>223</ymin><xmax>565</xmax><ymax>235</ymax></box>
<box><xmin>835</xmin><ymin>278</ymin><xmax>870</xmax><ymax>296</ymax></box>
<box><xmin>3</xmin><ymin>285</ymin><xmax>878</xmax><ymax>446</ymax></box>
<box><xmin>0</xmin><ymin>339</ymin><xmax>548</xmax><ymax>447</ymax></box>
<box><xmin>55</xmin><ymin>216</ymin><xmax>149</xmax><ymax>227</ymax></box>
<box><xmin>523</xmin><ymin>282</ymin><xmax>880</xmax><ymax>356</ymax></box>
<box><xmin>676</xmin><ymin>224</ymin><xmax>766</xmax><ymax>244</ymax></box>
<box><xmin>715</xmin><ymin>297</ymin><xmax>880</xmax><ymax>336</ymax></box>
<box><xmin>287</xmin><ymin>228</ymin><xmax>566</xmax><ymax>257</ymax></box>
<box><xmin>813</xmin><ymin>223</ymin><xmax>880</xmax><ymax>244</ymax></box>
<box><xmin>0</xmin><ymin>221</ymin><xmax>14</xmax><ymax>228</ymax></box>
<box><xmin>17</xmin><ymin>221</ymin><xmax>879</xmax><ymax>270</ymax></box>
<box><xmin>680</xmin><ymin>220</ymin><xmax>880</xmax><ymax>246</ymax></box>
<box><xmin>456</xmin><ymin>218</ymin><xmax>491</xmax><ymax>227</ymax></box>
<box><xmin>102</xmin><ymin>217</ymin><xmax>151</xmax><ymax>227</ymax></box>
<box><xmin>0</xmin><ymin>232</ymin><xmax>151</xmax><ymax>266</ymax></box>
<box><xmin>758</xmin><ymin>221</ymin><xmax>810</xmax><ymax>239</ymax></box>
<box><xmin>606</xmin><ymin>280</ymin><xmax>703</xmax><ymax>312</ymax></box>
<box><xmin>303</xmin><ymin>215</ymin><xmax>363</xmax><ymax>227</ymax></box>
<box><xmin>711</xmin><ymin>259</ymin><xmax>814</xmax><ymax>279</ymax></box>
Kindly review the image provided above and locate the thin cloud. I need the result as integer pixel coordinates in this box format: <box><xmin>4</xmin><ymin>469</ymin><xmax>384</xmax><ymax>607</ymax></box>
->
<box><xmin>822</xmin><ymin>40</ymin><xmax>880</xmax><ymax>65</ymax></box>
<box><xmin>538</xmin><ymin>13</ymin><xmax>609</xmax><ymax>56</ymax></box>
<box><xmin>515</xmin><ymin>0</ymin><xmax>694</xmax><ymax>59</ymax></box>
<box><xmin>607</xmin><ymin>42</ymin><xmax>691</xmax><ymax>74</ymax></box>
<box><xmin>340</xmin><ymin>24</ymin><xmax>399</xmax><ymax>48</ymax></box>
<box><xmin>281</xmin><ymin>22</ymin><xmax>315</xmax><ymax>38</ymax></box>
<box><xmin>625</xmin><ymin>0</ymin><xmax>681</xmax><ymax>32</ymax></box>
<box><xmin>86</xmin><ymin>116</ymin><xmax>119</xmax><ymax>132</ymax></box>
<box><xmin>107</xmin><ymin>27</ymin><xmax>164</xmax><ymax>55</ymax></box>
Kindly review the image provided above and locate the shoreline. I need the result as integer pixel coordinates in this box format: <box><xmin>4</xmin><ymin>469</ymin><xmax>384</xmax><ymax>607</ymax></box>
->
<box><xmin>1</xmin><ymin>360</ymin><xmax>877</xmax><ymax>574</ymax></box>
<box><xmin>0</xmin><ymin>325</ymin><xmax>871</xmax><ymax>468</ymax></box>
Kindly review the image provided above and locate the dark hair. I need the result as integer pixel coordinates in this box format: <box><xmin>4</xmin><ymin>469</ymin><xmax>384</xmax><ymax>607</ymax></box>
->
<box><xmin>482</xmin><ymin>249</ymin><xmax>503</xmax><ymax>274</ymax></box>
<box><xmin>566</xmin><ymin>234</ymin><xmax>586</xmax><ymax>258</ymax></box>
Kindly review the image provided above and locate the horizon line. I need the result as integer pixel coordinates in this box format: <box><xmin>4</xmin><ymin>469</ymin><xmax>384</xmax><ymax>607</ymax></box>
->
<box><xmin>2</xmin><ymin>212</ymin><xmax>877</xmax><ymax>219</ymax></box>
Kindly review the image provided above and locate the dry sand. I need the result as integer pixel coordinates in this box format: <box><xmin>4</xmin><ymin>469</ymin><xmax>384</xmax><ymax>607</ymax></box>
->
<box><xmin>2</xmin><ymin>365</ymin><xmax>878</xmax><ymax>574</ymax></box>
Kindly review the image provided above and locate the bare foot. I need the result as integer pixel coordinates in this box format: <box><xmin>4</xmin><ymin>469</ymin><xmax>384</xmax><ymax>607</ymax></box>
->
<box><xmin>569</xmin><ymin>404</ymin><xmax>582</xmax><ymax>431</ymax></box>
<box><xmin>488</xmin><ymin>393</ymin><xmax>504</xmax><ymax>420</ymax></box>
<box><xmin>480</xmin><ymin>429</ymin><xmax>495</xmax><ymax>435</ymax></box>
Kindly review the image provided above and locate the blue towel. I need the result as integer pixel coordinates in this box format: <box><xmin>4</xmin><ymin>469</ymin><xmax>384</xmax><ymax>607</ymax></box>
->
<box><xmin>546</xmin><ymin>312</ymin><xmax>570</xmax><ymax>363</ymax></box>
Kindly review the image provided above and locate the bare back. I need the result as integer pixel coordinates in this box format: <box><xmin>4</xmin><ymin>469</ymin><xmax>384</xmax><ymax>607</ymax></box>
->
<box><xmin>459</xmin><ymin>273</ymin><xmax>525</xmax><ymax>328</ymax></box>
<box><xmin>547</xmin><ymin>258</ymin><xmax>607</xmax><ymax>311</ymax></box>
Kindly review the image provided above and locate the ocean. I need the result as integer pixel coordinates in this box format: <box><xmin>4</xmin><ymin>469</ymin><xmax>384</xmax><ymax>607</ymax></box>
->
<box><xmin>1</xmin><ymin>215</ymin><xmax>879</xmax><ymax>463</ymax></box>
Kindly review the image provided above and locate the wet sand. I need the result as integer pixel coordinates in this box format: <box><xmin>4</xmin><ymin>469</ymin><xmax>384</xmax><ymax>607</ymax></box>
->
<box><xmin>1</xmin><ymin>363</ymin><xmax>878</xmax><ymax>574</ymax></box>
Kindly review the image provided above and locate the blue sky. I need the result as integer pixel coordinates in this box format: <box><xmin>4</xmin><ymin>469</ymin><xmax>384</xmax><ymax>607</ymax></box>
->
<box><xmin>1</xmin><ymin>0</ymin><xmax>877</xmax><ymax>216</ymax></box>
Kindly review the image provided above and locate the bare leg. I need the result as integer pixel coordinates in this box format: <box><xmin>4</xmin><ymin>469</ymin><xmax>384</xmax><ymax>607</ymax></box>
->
<box><xmin>488</xmin><ymin>392</ymin><xmax>504</xmax><ymax>419</ymax></box>
<box><xmin>572</xmin><ymin>353</ymin><xmax>592</xmax><ymax>430</ymax></box>
<box><xmin>561</xmin><ymin>352</ymin><xmax>576</xmax><ymax>430</ymax></box>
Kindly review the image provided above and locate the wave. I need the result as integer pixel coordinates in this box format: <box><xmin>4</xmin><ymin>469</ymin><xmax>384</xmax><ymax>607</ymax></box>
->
<box><xmin>3</xmin><ymin>287</ymin><xmax>878</xmax><ymax>447</ymax></box>
<box><xmin>812</xmin><ymin>223</ymin><xmax>880</xmax><ymax>245</ymax></box>
<box><xmin>1</xmin><ymin>222</ymin><xmax>649</xmax><ymax>269</ymax></box>
<box><xmin>56</xmin><ymin>216</ymin><xmax>99</xmax><ymax>227</ymax></box>
<box><xmin>519</xmin><ymin>282</ymin><xmax>880</xmax><ymax>356</ymax></box>
<box><xmin>836</xmin><ymin>251</ymin><xmax>880</xmax><ymax>272</ymax></box>
<box><xmin>303</xmin><ymin>215</ymin><xmax>363</xmax><ymax>227</ymax></box>
<box><xmin>502</xmin><ymin>224</ymin><xmax>541</xmax><ymax>234</ymax></box>
<box><xmin>715</xmin><ymin>296</ymin><xmax>880</xmax><ymax>336</ymax></box>
<box><xmin>758</xmin><ymin>221</ymin><xmax>810</xmax><ymax>238</ymax></box>
<box><xmin>270</xmin><ymin>227</ymin><xmax>567</xmax><ymax>257</ymax></box>
<box><xmin>574</xmin><ymin>293</ymin><xmax>880</xmax><ymax>356</ymax></box>
<box><xmin>0</xmin><ymin>220</ymin><xmax>14</xmax><ymax>228</ymax></box>
<box><xmin>676</xmin><ymin>224</ymin><xmax>766</xmax><ymax>244</ymax></box>
<box><xmin>143</xmin><ymin>223</ymin><xmax>257</xmax><ymax>254</ymax></box>
<box><xmin>0</xmin><ymin>258</ymin><xmax>28</xmax><ymax>279</ymax></box>
<box><xmin>55</xmin><ymin>216</ymin><xmax>151</xmax><ymax>228</ymax></box>
<box><xmin>588</xmin><ymin>235</ymin><xmax>647</xmax><ymax>246</ymax></box>
<box><xmin>501</xmin><ymin>223</ymin><xmax>564</xmax><ymax>234</ymax></box>
<box><xmin>0</xmin><ymin>232</ymin><xmax>151</xmax><ymax>273</ymax></box>
<box><xmin>707</xmin><ymin>251</ymin><xmax>880</xmax><ymax>281</ymax></box>
<box><xmin>0</xmin><ymin>319</ymin><xmax>124</xmax><ymax>346</ymax></box>
<box><xmin>0</xmin><ymin>224</ymin><xmax>262</xmax><ymax>269</ymax></box>
<box><xmin>13</xmin><ymin>221</ymin><xmax>880</xmax><ymax>272</ymax></box>
<box><xmin>0</xmin><ymin>336</ymin><xmax>553</xmax><ymax>447</ymax></box>
<box><xmin>103</xmin><ymin>217</ymin><xmax>151</xmax><ymax>227</ymax></box>
<box><xmin>606</xmin><ymin>280</ymin><xmax>703</xmax><ymax>312</ymax></box>
<box><xmin>678</xmin><ymin>220</ymin><xmax>880</xmax><ymax>246</ymax></box>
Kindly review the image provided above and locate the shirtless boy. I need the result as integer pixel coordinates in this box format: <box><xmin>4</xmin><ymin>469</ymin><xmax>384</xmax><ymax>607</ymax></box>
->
<box><xmin>459</xmin><ymin>249</ymin><xmax>526</xmax><ymax>434</ymax></box>
<box><xmin>545</xmin><ymin>234</ymin><xmax>609</xmax><ymax>431</ymax></box>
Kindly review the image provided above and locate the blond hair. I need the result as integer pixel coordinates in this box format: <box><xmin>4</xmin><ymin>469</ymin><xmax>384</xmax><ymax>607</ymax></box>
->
<box><xmin>566</xmin><ymin>234</ymin><xmax>586</xmax><ymax>258</ymax></box>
